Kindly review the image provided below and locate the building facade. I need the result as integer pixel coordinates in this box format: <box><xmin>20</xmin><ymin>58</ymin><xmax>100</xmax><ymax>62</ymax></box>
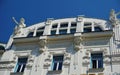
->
<box><xmin>0</xmin><ymin>10</ymin><xmax>120</xmax><ymax>75</ymax></box>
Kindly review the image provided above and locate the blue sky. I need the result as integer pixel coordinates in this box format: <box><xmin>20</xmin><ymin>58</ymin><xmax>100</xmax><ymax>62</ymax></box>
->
<box><xmin>0</xmin><ymin>0</ymin><xmax>120</xmax><ymax>43</ymax></box>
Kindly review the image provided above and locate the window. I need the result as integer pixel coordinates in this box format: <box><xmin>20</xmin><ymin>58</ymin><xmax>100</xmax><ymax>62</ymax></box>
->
<box><xmin>71</xmin><ymin>22</ymin><xmax>77</xmax><ymax>27</ymax></box>
<box><xmin>36</xmin><ymin>31</ymin><xmax>43</xmax><ymax>36</ymax></box>
<box><xmin>51</xmin><ymin>55</ymin><xmax>64</xmax><ymax>71</ymax></box>
<box><xmin>52</xmin><ymin>24</ymin><xmax>58</xmax><ymax>28</ymax></box>
<box><xmin>84</xmin><ymin>27</ymin><xmax>91</xmax><ymax>32</ymax></box>
<box><xmin>91</xmin><ymin>53</ymin><xmax>103</xmax><ymax>69</ymax></box>
<box><xmin>51</xmin><ymin>30</ymin><xmax>56</xmax><ymax>35</ymax></box>
<box><xmin>84</xmin><ymin>23</ymin><xmax>92</xmax><ymax>26</ymax></box>
<box><xmin>59</xmin><ymin>29</ymin><xmax>67</xmax><ymax>34</ymax></box>
<box><xmin>27</xmin><ymin>32</ymin><xmax>34</xmax><ymax>37</ymax></box>
<box><xmin>60</xmin><ymin>23</ymin><xmax>68</xmax><ymax>28</ymax></box>
<box><xmin>94</xmin><ymin>27</ymin><xmax>102</xmax><ymax>32</ymax></box>
<box><xmin>14</xmin><ymin>58</ymin><xmax>28</xmax><ymax>72</ymax></box>
<box><xmin>70</xmin><ymin>28</ymin><xmax>76</xmax><ymax>34</ymax></box>
<box><xmin>37</xmin><ymin>27</ymin><xmax>45</xmax><ymax>30</ymax></box>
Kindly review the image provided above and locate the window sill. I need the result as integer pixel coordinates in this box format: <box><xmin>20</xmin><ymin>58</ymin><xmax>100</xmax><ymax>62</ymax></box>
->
<box><xmin>10</xmin><ymin>72</ymin><xmax>23</xmax><ymax>75</ymax></box>
<box><xmin>88</xmin><ymin>68</ymin><xmax>104</xmax><ymax>72</ymax></box>
<box><xmin>47</xmin><ymin>70</ymin><xmax>62</xmax><ymax>74</ymax></box>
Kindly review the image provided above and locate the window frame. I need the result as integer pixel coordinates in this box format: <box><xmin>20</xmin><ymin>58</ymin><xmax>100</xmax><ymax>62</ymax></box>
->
<box><xmin>14</xmin><ymin>57</ymin><xmax>28</xmax><ymax>73</ymax></box>
<box><xmin>51</xmin><ymin>55</ymin><xmax>64</xmax><ymax>71</ymax></box>
<box><xmin>90</xmin><ymin>53</ymin><xmax>103</xmax><ymax>69</ymax></box>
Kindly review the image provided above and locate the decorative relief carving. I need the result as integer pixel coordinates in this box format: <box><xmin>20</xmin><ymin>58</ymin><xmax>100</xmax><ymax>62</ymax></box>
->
<box><xmin>0</xmin><ymin>62</ymin><xmax>15</xmax><ymax>69</ymax></box>
<box><xmin>83</xmin><ymin>58</ymin><xmax>90</xmax><ymax>64</ymax></box>
<box><xmin>44</xmin><ymin>53</ymin><xmax>52</xmax><ymax>67</ymax></box>
<box><xmin>39</xmin><ymin>39</ymin><xmax>47</xmax><ymax>52</ymax></box>
<box><xmin>63</xmin><ymin>52</ymin><xmax>71</xmax><ymax>65</ymax></box>
<box><xmin>45</xmin><ymin>18</ymin><xmax>54</xmax><ymax>25</ymax></box>
<box><xmin>103</xmin><ymin>56</ymin><xmax>110</xmax><ymax>63</ymax></box>
<box><xmin>77</xmin><ymin>15</ymin><xmax>84</xmax><ymax>22</ymax></box>
<box><xmin>73</xmin><ymin>36</ymin><xmax>82</xmax><ymax>51</ymax></box>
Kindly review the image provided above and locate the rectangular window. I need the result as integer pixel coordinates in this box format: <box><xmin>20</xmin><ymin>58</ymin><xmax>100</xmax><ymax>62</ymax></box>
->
<box><xmin>27</xmin><ymin>32</ymin><xmax>34</xmax><ymax>37</ymax></box>
<box><xmin>60</xmin><ymin>23</ymin><xmax>68</xmax><ymax>28</ymax></box>
<box><xmin>51</xmin><ymin>30</ymin><xmax>56</xmax><ymax>35</ymax></box>
<box><xmin>91</xmin><ymin>53</ymin><xmax>103</xmax><ymax>69</ymax></box>
<box><xmin>52</xmin><ymin>55</ymin><xmax>64</xmax><ymax>71</ymax></box>
<box><xmin>84</xmin><ymin>23</ymin><xmax>92</xmax><ymax>26</ymax></box>
<box><xmin>37</xmin><ymin>27</ymin><xmax>45</xmax><ymax>30</ymax></box>
<box><xmin>36</xmin><ymin>31</ymin><xmax>43</xmax><ymax>36</ymax></box>
<box><xmin>59</xmin><ymin>29</ymin><xmax>67</xmax><ymax>34</ymax></box>
<box><xmin>52</xmin><ymin>24</ymin><xmax>58</xmax><ymax>28</ymax></box>
<box><xmin>94</xmin><ymin>27</ymin><xmax>102</xmax><ymax>32</ymax></box>
<box><xmin>15</xmin><ymin>58</ymin><xmax>28</xmax><ymax>73</ymax></box>
<box><xmin>71</xmin><ymin>22</ymin><xmax>77</xmax><ymax>27</ymax></box>
<box><xmin>70</xmin><ymin>28</ymin><xmax>76</xmax><ymax>34</ymax></box>
<box><xmin>84</xmin><ymin>27</ymin><xmax>91</xmax><ymax>32</ymax></box>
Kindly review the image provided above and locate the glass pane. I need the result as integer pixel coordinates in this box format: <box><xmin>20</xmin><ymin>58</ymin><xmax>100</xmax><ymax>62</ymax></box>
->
<box><xmin>53</xmin><ymin>62</ymin><xmax>57</xmax><ymax>70</ymax></box>
<box><xmin>18</xmin><ymin>58</ymin><xmax>28</xmax><ymax>63</ymax></box>
<box><xmin>92</xmin><ymin>60</ymin><xmax>97</xmax><ymax>68</ymax></box>
<box><xmin>21</xmin><ymin>64</ymin><xmax>26</xmax><ymax>72</ymax></box>
<box><xmin>27</xmin><ymin>32</ymin><xmax>34</xmax><ymax>37</ymax></box>
<box><xmin>95</xmin><ymin>27</ymin><xmax>102</xmax><ymax>32</ymax></box>
<box><xmin>37</xmin><ymin>27</ymin><xmax>45</xmax><ymax>30</ymax></box>
<box><xmin>59</xmin><ymin>29</ymin><xmax>67</xmax><ymax>34</ymax></box>
<box><xmin>98</xmin><ymin>60</ymin><xmax>103</xmax><ymax>68</ymax></box>
<box><xmin>84</xmin><ymin>23</ymin><xmax>91</xmax><ymax>26</ymax></box>
<box><xmin>53</xmin><ymin>56</ymin><xmax>64</xmax><ymax>61</ymax></box>
<box><xmin>36</xmin><ymin>32</ymin><xmax>43</xmax><ymax>36</ymax></box>
<box><xmin>17</xmin><ymin>65</ymin><xmax>21</xmax><ymax>72</ymax></box>
<box><xmin>70</xmin><ymin>29</ymin><xmax>76</xmax><ymax>34</ymax></box>
<box><xmin>52</xmin><ymin>24</ymin><xmax>57</xmax><ymax>28</ymax></box>
<box><xmin>71</xmin><ymin>23</ymin><xmax>77</xmax><ymax>27</ymax></box>
<box><xmin>60</xmin><ymin>23</ymin><xmax>68</xmax><ymax>27</ymax></box>
<box><xmin>84</xmin><ymin>27</ymin><xmax>91</xmax><ymax>32</ymax></box>
<box><xmin>58</xmin><ymin>62</ymin><xmax>63</xmax><ymax>70</ymax></box>
<box><xmin>51</xmin><ymin>30</ymin><xmax>56</xmax><ymax>35</ymax></box>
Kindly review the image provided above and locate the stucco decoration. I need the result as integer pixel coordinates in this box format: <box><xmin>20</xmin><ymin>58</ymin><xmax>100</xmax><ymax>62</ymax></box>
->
<box><xmin>109</xmin><ymin>9</ymin><xmax>120</xmax><ymax>26</ymax></box>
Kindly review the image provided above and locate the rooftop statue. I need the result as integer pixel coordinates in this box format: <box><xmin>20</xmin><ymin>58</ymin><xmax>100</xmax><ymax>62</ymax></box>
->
<box><xmin>12</xmin><ymin>17</ymin><xmax>26</xmax><ymax>35</ymax></box>
<box><xmin>109</xmin><ymin>9</ymin><xmax>120</xmax><ymax>26</ymax></box>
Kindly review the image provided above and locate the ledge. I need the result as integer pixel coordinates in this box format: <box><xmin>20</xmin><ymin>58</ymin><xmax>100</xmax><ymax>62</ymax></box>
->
<box><xmin>88</xmin><ymin>68</ymin><xmax>104</xmax><ymax>73</ymax></box>
<box><xmin>10</xmin><ymin>72</ymin><xmax>23</xmax><ymax>75</ymax></box>
<box><xmin>47</xmin><ymin>70</ymin><xmax>62</xmax><ymax>74</ymax></box>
